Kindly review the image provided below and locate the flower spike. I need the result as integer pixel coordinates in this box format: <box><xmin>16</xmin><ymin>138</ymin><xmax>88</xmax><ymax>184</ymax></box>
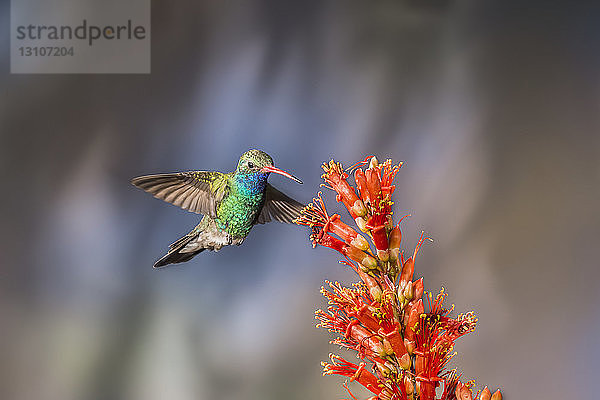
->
<box><xmin>298</xmin><ymin>155</ymin><xmax>502</xmax><ymax>400</ymax></box>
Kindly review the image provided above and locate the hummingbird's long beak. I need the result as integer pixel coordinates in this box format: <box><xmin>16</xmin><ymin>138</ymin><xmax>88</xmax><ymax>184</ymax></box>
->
<box><xmin>260</xmin><ymin>165</ymin><xmax>303</xmax><ymax>184</ymax></box>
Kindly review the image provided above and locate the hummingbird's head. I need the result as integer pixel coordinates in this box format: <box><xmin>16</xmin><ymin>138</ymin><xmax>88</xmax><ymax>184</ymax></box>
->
<box><xmin>237</xmin><ymin>149</ymin><xmax>302</xmax><ymax>184</ymax></box>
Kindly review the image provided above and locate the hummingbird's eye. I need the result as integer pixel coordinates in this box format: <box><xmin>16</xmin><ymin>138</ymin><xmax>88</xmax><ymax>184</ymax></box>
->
<box><xmin>247</xmin><ymin>161</ymin><xmax>255</xmax><ymax>169</ymax></box>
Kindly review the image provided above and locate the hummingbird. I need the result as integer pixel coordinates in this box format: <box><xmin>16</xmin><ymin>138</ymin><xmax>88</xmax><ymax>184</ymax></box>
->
<box><xmin>131</xmin><ymin>149</ymin><xmax>304</xmax><ymax>268</ymax></box>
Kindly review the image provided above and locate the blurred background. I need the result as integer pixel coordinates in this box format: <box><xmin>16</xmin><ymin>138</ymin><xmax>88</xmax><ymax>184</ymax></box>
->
<box><xmin>1</xmin><ymin>1</ymin><xmax>599</xmax><ymax>399</ymax></box>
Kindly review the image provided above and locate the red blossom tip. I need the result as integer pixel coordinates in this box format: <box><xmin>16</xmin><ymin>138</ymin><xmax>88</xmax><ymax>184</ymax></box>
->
<box><xmin>345</xmin><ymin>155</ymin><xmax>375</xmax><ymax>173</ymax></box>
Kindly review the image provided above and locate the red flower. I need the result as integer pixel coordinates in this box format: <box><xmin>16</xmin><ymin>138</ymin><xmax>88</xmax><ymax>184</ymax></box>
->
<box><xmin>322</xmin><ymin>355</ymin><xmax>384</xmax><ymax>396</ymax></box>
<box><xmin>321</xmin><ymin>160</ymin><xmax>367</xmax><ymax>220</ymax></box>
<box><xmin>296</xmin><ymin>156</ymin><xmax>502</xmax><ymax>400</ymax></box>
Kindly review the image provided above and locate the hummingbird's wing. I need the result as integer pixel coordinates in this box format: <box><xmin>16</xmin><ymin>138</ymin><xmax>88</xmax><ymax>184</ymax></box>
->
<box><xmin>255</xmin><ymin>184</ymin><xmax>305</xmax><ymax>224</ymax></box>
<box><xmin>131</xmin><ymin>171</ymin><xmax>229</xmax><ymax>218</ymax></box>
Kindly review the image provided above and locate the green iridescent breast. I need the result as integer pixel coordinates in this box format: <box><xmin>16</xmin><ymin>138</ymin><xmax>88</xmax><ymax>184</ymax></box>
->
<box><xmin>215</xmin><ymin>174</ymin><xmax>268</xmax><ymax>238</ymax></box>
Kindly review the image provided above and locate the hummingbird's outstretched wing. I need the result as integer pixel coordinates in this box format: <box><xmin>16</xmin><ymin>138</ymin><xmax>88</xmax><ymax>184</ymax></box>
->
<box><xmin>255</xmin><ymin>184</ymin><xmax>305</xmax><ymax>224</ymax></box>
<box><xmin>131</xmin><ymin>171</ymin><xmax>229</xmax><ymax>218</ymax></box>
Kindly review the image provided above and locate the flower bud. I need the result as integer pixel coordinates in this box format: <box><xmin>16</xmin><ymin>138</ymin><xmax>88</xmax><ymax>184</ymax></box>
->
<box><xmin>404</xmin><ymin>337</ymin><xmax>415</xmax><ymax>354</ymax></box>
<box><xmin>368</xmin><ymin>156</ymin><xmax>377</xmax><ymax>168</ymax></box>
<box><xmin>479</xmin><ymin>387</ymin><xmax>492</xmax><ymax>400</ymax></box>
<box><xmin>491</xmin><ymin>389</ymin><xmax>503</xmax><ymax>400</ymax></box>
<box><xmin>370</xmin><ymin>286</ymin><xmax>382</xmax><ymax>302</ymax></box>
<box><xmin>344</xmin><ymin>245</ymin><xmax>378</xmax><ymax>270</ymax></box>
<box><xmin>362</xmin><ymin>255</ymin><xmax>378</xmax><ymax>270</ymax></box>
<box><xmin>349</xmin><ymin>234</ymin><xmax>370</xmax><ymax>251</ymax></box>
<box><xmin>403</xmin><ymin>280</ymin><xmax>414</xmax><ymax>301</ymax></box>
<box><xmin>403</xmin><ymin>299</ymin><xmax>423</xmax><ymax>329</ymax></box>
<box><xmin>398</xmin><ymin>352</ymin><xmax>411</xmax><ymax>370</ymax></box>
<box><xmin>321</xmin><ymin>160</ymin><xmax>361</xmax><ymax>217</ymax></box>
<box><xmin>404</xmin><ymin>376</ymin><xmax>414</xmax><ymax>395</ymax></box>
<box><xmin>376</xmin><ymin>361</ymin><xmax>391</xmax><ymax>377</ymax></box>
<box><xmin>351</xmin><ymin>199</ymin><xmax>367</xmax><ymax>217</ymax></box>
<box><xmin>357</xmin><ymin>270</ymin><xmax>382</xmax><ymax>302</ymax></box>
<box><xmin>388</xmin><ymin>226</ymin><xmax>401</xmax><ymax>261</ymax></box>
<box><xmin>413</xmin><ymin>277</ymin><xmax>424</xmax><ymax>301</ymax></box>
<box><xmin>398</xmin><ymin>279</ymin><xmax>407</xmax><ymax>293</ymax></box>
<box><xmin>382</xmin><ymin>338</ymin><xmax>395</xmax><ymax>356</ymax></box>
<box><xmin>398</xmin><ymin>295</ymin><xmax>406</xmax><ymax>310</ymax></box>
<box><xmin>377</xmin><ymin>249</ymin><xmax>390</xmax><ymax>262</ymax></box>
<box><xmin>400</xmin><ymin>257</ymin><xmax>415</xmax><ymax>284</ymax></box>
<box><xmin>354</xmin><ymin>168</ymin><xmax>370</xmax><ymax>205</ymax></box>
<box><xmin>355</xmin><ymin>216</ymin><xmax>368</xmax><ymax>232</ymax></box>
<box><xmin>366</xmin><ymin>167</ymin><xmax>382</xmax><ymax>205</ymax></box>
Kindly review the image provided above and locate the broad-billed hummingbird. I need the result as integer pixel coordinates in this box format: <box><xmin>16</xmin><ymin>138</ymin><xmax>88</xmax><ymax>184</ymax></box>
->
<box><xmin>132</xmin><ymin>149</ymin><xmax>304</xmax><ymax>268</ymax></box>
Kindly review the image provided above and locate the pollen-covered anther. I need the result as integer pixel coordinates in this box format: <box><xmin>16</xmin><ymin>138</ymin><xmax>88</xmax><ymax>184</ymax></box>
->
<box><xmin>294</xmin><ymin>198</ymin><xmax>327</xmax><ymax>228</ymax></box>
<box><xmin>380</xmin><ymin>159</ymin><xmax>401</xmax><ymax>199</ymax></box>
<box><xmin>443</xmin><ymin>311</ymin><xmax>478</xmax><ymax>340</ymax></box>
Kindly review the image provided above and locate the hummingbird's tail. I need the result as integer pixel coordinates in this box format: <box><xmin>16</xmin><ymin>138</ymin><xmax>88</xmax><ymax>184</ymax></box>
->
<box><xmin>153</xmin><ymin>234</ymin><xmax>205</xmax><ymax>268</ymax></box>
<box><xmin>153</xmin><ymin>216</ymin><xmax>237</xmax><ymax>268</ymax></box>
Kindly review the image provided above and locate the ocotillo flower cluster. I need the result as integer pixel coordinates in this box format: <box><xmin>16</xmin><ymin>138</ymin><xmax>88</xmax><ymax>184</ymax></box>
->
<box><xmin>295</xmin><ymin>156</ymin><xmax>502</xmax><ymax>400</ymax></box>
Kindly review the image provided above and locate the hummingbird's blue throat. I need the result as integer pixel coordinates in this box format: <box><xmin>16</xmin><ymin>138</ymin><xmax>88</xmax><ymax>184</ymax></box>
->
<box><xmin>235</xmin><ymin>171</ymin><xmax>269</xmax><ymax>196</ymax></box>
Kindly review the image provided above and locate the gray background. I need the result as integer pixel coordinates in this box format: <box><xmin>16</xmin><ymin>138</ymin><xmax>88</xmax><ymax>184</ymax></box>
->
<box><xmin>1</xmin><ymin>1</ymin><xmax>599</xmax><ymax>399</ymax></box>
